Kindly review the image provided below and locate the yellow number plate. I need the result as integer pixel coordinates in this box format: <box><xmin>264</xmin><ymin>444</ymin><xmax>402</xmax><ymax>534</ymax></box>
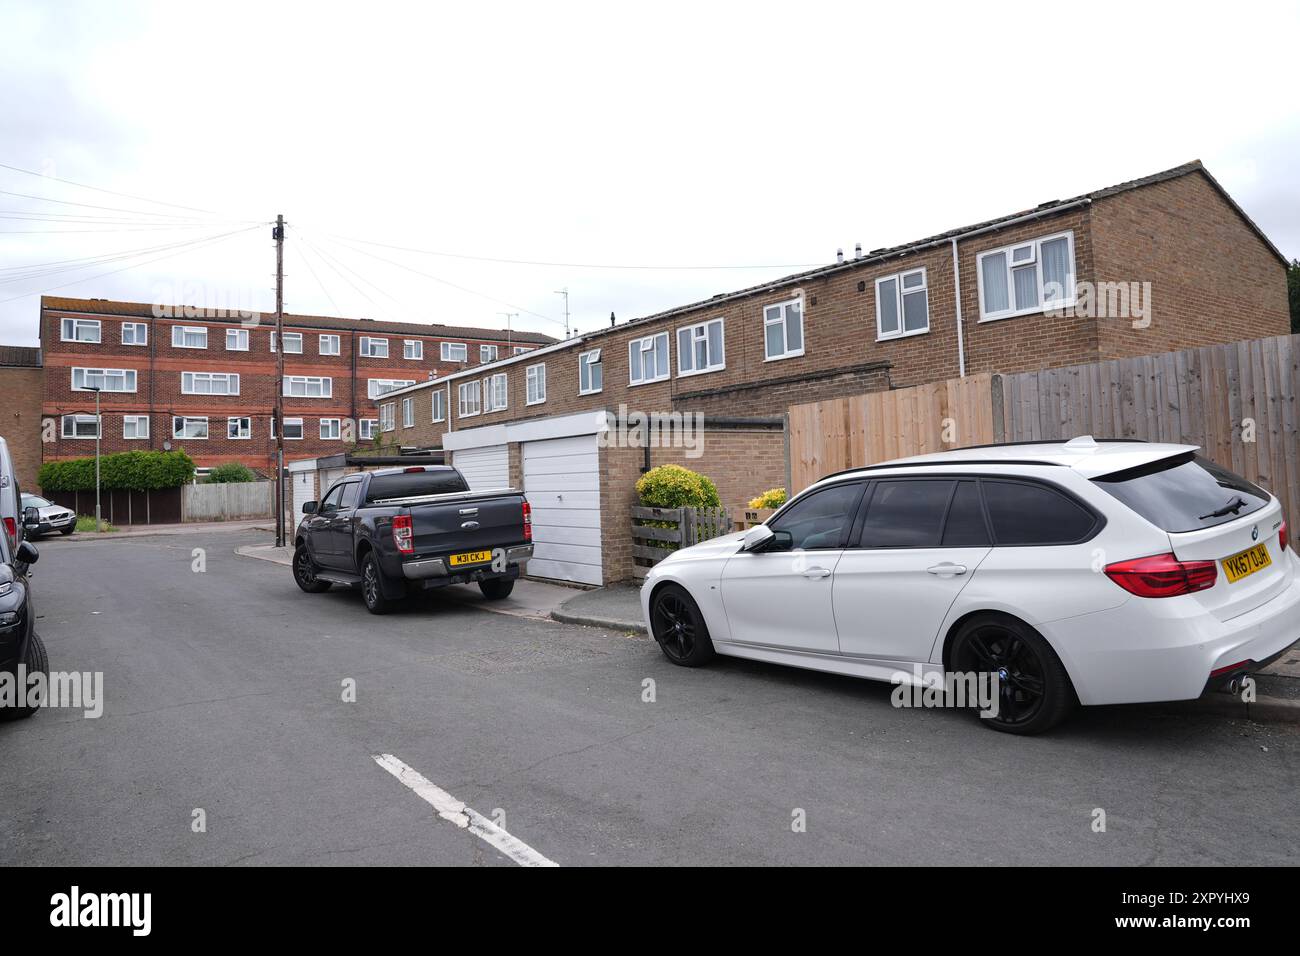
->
<box><xmin>1222</xmin><ymin>542</ymin><xmax>1271</xmax><ymax>583</ymax></box>
<box><xmin>449</xmin><ymin>550</ymin><xmax>493</xmax><ymax>567</ymax></box>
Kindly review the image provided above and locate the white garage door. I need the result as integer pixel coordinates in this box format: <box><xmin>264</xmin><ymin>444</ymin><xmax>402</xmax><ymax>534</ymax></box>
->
<box><xmin>292</xmin><ymin>471</ymin><xmax>315</xmax><ymax>524</ymax></box>
<box><xmin>453</xmin><ymin>445</ymin><xmax>510</xmax><ymax>490</ymax></box>
<box><xmin>522</xmin><ymin>435</ymin><xmax>602</xmax><ymax>585</ymax></box>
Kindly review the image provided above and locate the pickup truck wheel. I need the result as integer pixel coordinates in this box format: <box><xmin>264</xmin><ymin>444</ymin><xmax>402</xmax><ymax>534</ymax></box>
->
<box><xmin>361</xmin><ymin>551</ymin><xmax>393</xmax><ymax>615</ymax></box>
<box><xmin>293</xmin><ymin>545</ymin><xmax>331</xmax><ymax>593</ymax></box>
<box><xmin>479</xmin><ymin>578</ymin><xmax>514</xmax><ymax>601</ymax></box>
<box><xmin>2</xmin><ymin>632</ymin><xmax>48</xmax><ymax>721</ymax></box>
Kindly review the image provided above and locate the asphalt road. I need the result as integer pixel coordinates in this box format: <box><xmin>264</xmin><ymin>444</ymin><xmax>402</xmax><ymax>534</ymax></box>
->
<box><xmin>2</xmin><ymin>529</ymin><xmax>1297</xmax><ymax>866</ymax></box>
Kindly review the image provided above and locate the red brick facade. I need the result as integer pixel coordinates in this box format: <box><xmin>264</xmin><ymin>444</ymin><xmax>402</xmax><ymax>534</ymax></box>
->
<box><xmin>0</xmin><ymin>358</ymin><xmax>44</xmax><ymax>493</ymax></box>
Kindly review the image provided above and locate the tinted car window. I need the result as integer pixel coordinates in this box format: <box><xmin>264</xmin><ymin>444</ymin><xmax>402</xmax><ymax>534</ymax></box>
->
<box><xmin>942</xmin><ymin>480</ymin><xmax>991</xmax><ymax>548</ymax></box>
<box><xmin>338</xmin><ymin>482</ymin><xmax>361</xmax><ymax>510</ymax></box>
<box><xmin>983</xmin><ymin>480</ymin><xmax>1096</xmax><ymax>545</ymax></box>
<box><xmin>365</xmin><ymin>469</ymin><xmax>469</xmax><ymax>503</ymax></box>
<box><xmin>1092</xmin><ymin>454</ymin><xmax>1269</xmax><ymax>533</ymax></box>
<box><xmin>769</xmin><ymin>482</ymin><xmax>864</xmax><ymax>550</ymax></box>
<box><xmin>318</xmin><ymin>484</ymin><xmax>345</xmax><ymax>514</ymax></box>
<box><xmin>857</xmin><ymin>479</ymin><xmax>954</xmax><ymax>548</ymax></box>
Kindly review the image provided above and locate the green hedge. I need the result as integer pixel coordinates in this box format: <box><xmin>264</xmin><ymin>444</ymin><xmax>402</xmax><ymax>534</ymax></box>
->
<box><xmin>635</xmin><ymin>464</ymin><xmax>721</xmax><ymax>509</ymax></box>
<box><xmin>39</xmin><ymin>449</ymin><xmax>196</xmax><ymax>493</ymax></box>
<box><xmin>204</xmin><ymin>463</ymin><xmax>257</xmax><ymax>484</ymax></box>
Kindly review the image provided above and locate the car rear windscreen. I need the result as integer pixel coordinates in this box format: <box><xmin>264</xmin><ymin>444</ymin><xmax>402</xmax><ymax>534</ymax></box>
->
<box><xmin>365</xmin><ymin>469</ymin><xmax>469</xmax><ymax>502</ymax></box>
<box><xmin>1092</xmin><ymin>453</ymin><xmax>1269</xmax><ymax>532</ymax></box>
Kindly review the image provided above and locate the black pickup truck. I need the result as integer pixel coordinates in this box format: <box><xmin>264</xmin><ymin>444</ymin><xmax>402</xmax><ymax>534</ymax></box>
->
<box><xmin>292</xmin><ymin>465</ymin><xmax>533</xmax><ymax>614</ymax></box>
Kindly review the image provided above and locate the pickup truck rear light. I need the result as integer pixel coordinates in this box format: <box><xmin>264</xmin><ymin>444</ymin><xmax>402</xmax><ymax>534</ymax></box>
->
<box><xmin>403</xmin><ymin>466</ymin><xmax>425</xmax><ymax>473</ymax></box>
<box><xmin>1281</xmin><ymin>520</ymin><xmax>1289</xmax><ymax>553</ymax></box>
<box><xmin>2</xmin><ymin>516</ymin><xmax>14</xmax><ymax>539</ymax></box>
<box><xmin>522</xmin><ymin>500</ymin><xmax>532</xmax><ymax>542</ymax></box>
<box><xmin>392</xmin><ymin>514</ymin><xmax>414</xmax><ymax>554</ymax></box>
<box><xmin>1104</xmin><ymin>552</ymin><xmax>1217</xmax><ymax>598</ymax></box>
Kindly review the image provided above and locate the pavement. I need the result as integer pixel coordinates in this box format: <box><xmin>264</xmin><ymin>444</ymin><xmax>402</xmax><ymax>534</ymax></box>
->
<box><xmin>551</xmin><ymin>583</ymin><xmax>645</xmax><ymax>633</ymax></box>
<box><xmin>2</xmin><ymin>527</ymin><xmax>1298</xmax><ymax>867</ymax></box>
<box><xmin>40</xmin><ymin>518</ymin><xmax>275</xmax><ymax>540</ymax></box>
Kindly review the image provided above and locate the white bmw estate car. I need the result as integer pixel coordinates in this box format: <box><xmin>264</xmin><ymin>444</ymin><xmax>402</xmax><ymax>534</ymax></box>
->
<box><xmin>640</xmin><ymin>437</ymin><xmax>1299</xmax><ymax>734</ymax></box>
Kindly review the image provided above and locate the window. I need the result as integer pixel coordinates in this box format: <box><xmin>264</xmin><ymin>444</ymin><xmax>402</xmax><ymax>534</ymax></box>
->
<box><xmin>172</xmin><ymin>416</ymin><xmax>209</xmax><ymax>439</ymax></box>
<box><xmin>458</xmin><ymin>380</ymin><xmax>481</xmax><ymax>417</ymax></box>
<box><xmin>359</xmin><ymin>418</ymin><xmax>378</xmax><ymax>440</ymax></box>
<box><xmin>441</xmin><ymin>342</ymin><xmax>467</xmax><ymax>362</ymax></box>
<box><xmin>72</xmin><ymin>367</ymin><xmax>136</xmax><ymax>392</ymax></box>
<box><xmin>431</xmin><ymin>390</ymin><xmax>446</xmax><ymax>423</ymax></box>
<box><xmin>283</xmin><ymin>375</ymin><xmax>332</xmax><ymax>397</ymax></box>
<box><xmin>857</xmin><ymin>480</ymin><xmax>955</xmax><ymax>548</ymax></box>
<box><xmin>121</xmin><ymin>322</ymin><xmax>148</xmax><ymax>346</ymax></box>
<box><xmin>977</xmin><ymin>231</ymin><xmax>1075</xmax><ymax>320</ymax></box>
<box><xmin>579</xmin><ymin>348</ymin><xmax>602</xmax><ymax>394</ymax></box>
<box><xmin>337</xmin><ymin>481</ymin><xmax>361</xmax><ymax>510</ymax></box>
<box><xmin>320</xmin><ymin>417</ymin><xmax>342</xmax><ymax>440</ymax></box>
<box><xmin>365</xmin><ymin>469</ymin><xmax>469</xmax><ymax>503</ymax></box>
<box><xmin>480</xmin><ymin>344</ymin><xmax>499</xmax><ymax>363</ymax></box>
<box><xmin>484</xmin><ymin>372</ymin><xmax>508</xmax><ymax>412</ymax></box>
<box><xmin>123</xmin><ymin>415</ymin><xmax>150</xmax><ymax>440</ymax></box>
<box><xmin>513</xmin><ymin>346</ymin><xmax>530</xmax><ymax>355</ymax></box>
<box><xmin>1093</xmin><ymin>454</ymin><xmax>1269</xmax><ymax>533</ymax></box>
<box><xmin>361</xmin><ymin>337</ymin><xmax>389</xmax><ymax>358</ymax></box>
<box><xmin>228</xmin><ymin>417</ymin><xmax>251</xmax><ymax>439</ymax></box>
<box><xmin>272</xmin><ymin>417</ymin><xmax>304</xmax><ymax>440</ymax></box>
<box><xmin>768</xmin><ymin>482</ymin><xmax>865</xmax><ymax>550</ymax></box>
<box><xmin>941</xmin><ymin>481</ymin><xmax>992</xmax><ymax>548</ymax></box>
<box><xmin>61</xmin><ymin>414</ymin><xmax>100</xmax><ymax>438</ymax></box>
<box><xmin>182</xmin><ymin>371</ymin><xmax>240</xmax><ymax>395</ymax></box>
<box><xmin>525</xmin><ymin>364</ymin><xmax>546</xmax><ymax>405</ymax></box>
<box><xmin>876</xmin><ymin>268</ymin><xmax>929</xmax><ymax>339</ymax></box>
<box><xmin>763</xmin><ymin>297</ymin><xmax>804</xmax><ymax>360</ymax></box>
<box><xmin>677</xmin><ymin>319</ymin><xmax>725</xmax><ymax>376</ymax></box>
<box><xmin>982</xmin><ymin>480</ymin><xmax>1098</xmax><ymax>545</ymax></box>
<box><xmin>226</xmin><ymin>328</ymin><xmax>249</xmax><ymax>351</ymax></box>
<box><xmin>401</xmin><ymin>398</ymin><xmax>414</xmax><ymax>428</ymax></box>
<box><xmin>172</xmin><ymin>326</ymin><xmax>208</xmax><ymax>349</ymax></box>
<box><xmin>270</xmin><ymin>331</ymin><xmax>303</xmax><ymax>353</ymax></box>
<box><xmin>368</xmin><ymin>378</ymin><xmax>415</xmax><ymax>399</ymax></box>
<box><xmin>628</xmin><ymin>332</ymin><xmax>670</xmax><ymax>385</ymax></box>
<box><xmin>319</xmin><ymin>334</ymin><xmax>340</xmax><ymax>355</ymax></box>
<box><xmin>60</xmin><ymin>318</ymin><xmax>101</xmax><ymax>343</ymax></box>
<box><xmin>403</xmin><ymin>340</ymin><xmax>422</xmax><ymax>360</ymax></box>
<box><xmin>380</xmin><ymin>403</ymin><xmax>396</xmax><ymax>432</ymax></box>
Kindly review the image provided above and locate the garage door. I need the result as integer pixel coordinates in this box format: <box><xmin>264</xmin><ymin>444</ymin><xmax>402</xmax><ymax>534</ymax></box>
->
<box><xmin>453</xmin><ymin>445</ymin><xmax>510</xmax><ymax>490</ymax></box>
<box><xmin>522</xmin><ymin>435</ymin><xmax>602</xmax><ymax>585</ymax></box>
<box><xmin>292</xmin><ymin>471</ymin><xmax>315</xmax><ymax>524</ymax></box>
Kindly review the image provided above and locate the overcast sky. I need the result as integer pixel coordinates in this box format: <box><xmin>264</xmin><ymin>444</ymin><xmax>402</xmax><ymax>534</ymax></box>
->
<box><xmin>1</xmin><ymin>0</ymin><xmax>1297</xmax><ymax>347</ymax></box>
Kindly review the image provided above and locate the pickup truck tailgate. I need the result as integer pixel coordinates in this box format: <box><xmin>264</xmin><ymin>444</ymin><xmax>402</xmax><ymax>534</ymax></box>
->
<box><xmin>410</xmin><ymin>492</ymin><xmax>526</xmax><ymax>558</ymax></box>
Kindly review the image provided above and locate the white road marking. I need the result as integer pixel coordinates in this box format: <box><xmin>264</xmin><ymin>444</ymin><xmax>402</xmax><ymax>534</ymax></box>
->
<box><xmin>372</xmin><ymin>753</ymin><xmax>559</xmax><ymax>867</ymax></box>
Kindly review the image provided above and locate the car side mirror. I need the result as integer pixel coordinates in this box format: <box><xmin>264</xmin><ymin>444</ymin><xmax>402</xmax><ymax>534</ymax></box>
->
<box><xmin>22</xmin><ymin>506</ymin><xmax>39</xmax><ymax>528</ymax></box>
<box><xmin>302</xmin><ymin>501</ymin><xmax>317</xmax><ymax>515</ymax></box>
<box><xmin>15</xmin><ymin>540</ymin><xmax>39</xmax><ymax>566</ymax></box>
<box><xmin>742</xmin><ymin>524</ymin><xmax>775</xmax><ymax>552</ymax></box>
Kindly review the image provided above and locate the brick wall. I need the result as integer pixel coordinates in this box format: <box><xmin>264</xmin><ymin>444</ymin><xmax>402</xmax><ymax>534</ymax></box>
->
<box><xmin>0</xmin><ymin>366</ymin><xmax>44</xmax><ymax>492</ymax></box>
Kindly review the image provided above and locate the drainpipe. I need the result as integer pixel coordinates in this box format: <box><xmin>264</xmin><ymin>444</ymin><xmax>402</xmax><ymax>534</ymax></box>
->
<box><xmin>951</xmin><ymin>238</ymin><xmax>966</xmax><ymax>378</ymax></box>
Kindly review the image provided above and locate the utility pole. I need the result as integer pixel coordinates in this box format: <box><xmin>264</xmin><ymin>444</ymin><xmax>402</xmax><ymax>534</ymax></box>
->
<box><xmin>554</xmin><ymin>288</ymin><xmax>570</xmax><ymax>338</ymax></box>
<box><xmin>88</xmin><ymin>385</ymin><xmax>101</xmax><ymax>532</ymax></box>
<box><xmin>497</xmin><ymin>312</ymin><xmax>517</xmax><ymax>353</ymax></box>
<box><xmin>273</xmin><ymin>214</ymin><xmax>286</xmax><ymax>548</ymax></box>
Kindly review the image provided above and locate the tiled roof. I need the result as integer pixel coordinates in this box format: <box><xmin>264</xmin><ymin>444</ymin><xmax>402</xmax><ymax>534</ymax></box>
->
<box><xmin>39</xmin><ymin>296</ymin><xmax>556</xmax><ymax>345</ymax></box>
<box><xmin>0</xmin><ymin>345</ymin><xmax>41</xmax><ymax>367</ymax></box>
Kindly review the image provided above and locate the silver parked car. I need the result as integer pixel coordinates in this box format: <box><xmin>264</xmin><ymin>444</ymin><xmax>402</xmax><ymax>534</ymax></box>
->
<box><xmin>20</xmin><ymin>493</ymin><xmax>76</xmax><ymax>538</ymax></box>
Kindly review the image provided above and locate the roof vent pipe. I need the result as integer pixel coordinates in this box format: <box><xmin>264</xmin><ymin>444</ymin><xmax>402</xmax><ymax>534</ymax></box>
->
<box><xmin>854</xmin><ymin>243</ymin><xmax>863</xmax><ymax>260</ymax></box>
<box><xmin>609</xmin><ymin>311</ymin><xmax>616</xmax><ymax>327</ymax></box>
<box><xmin>836</xmin><ymin>248</ymin><xmax>845</xmax><ymax>264</ymax></box>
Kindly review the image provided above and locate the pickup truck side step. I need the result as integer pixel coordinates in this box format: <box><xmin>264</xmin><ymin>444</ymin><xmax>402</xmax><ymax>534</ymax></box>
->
<box><xmin>317</xmin><ymin>571</ymin><xmax>362</xmax><ymax>587</ymax></box>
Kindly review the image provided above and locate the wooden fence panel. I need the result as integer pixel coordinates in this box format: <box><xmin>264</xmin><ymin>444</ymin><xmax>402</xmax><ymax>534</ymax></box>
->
<box><xmin>181</xmin><ymin>481</ymin><xmax>274</xmax><ymax>522</ymax></box>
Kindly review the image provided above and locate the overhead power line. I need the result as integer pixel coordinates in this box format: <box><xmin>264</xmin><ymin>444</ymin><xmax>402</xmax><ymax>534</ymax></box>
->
<box><xmin>0</xmin><ymin>160</ymin><xmax>252</xmax><ymax>219</ymax></box>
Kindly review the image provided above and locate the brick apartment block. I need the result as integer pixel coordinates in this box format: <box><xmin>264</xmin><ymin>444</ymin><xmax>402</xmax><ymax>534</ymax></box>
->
<box><xmin>0</xmin><ymin>345</ymin><xmax>44</xmax><ymax>492</ymax></box>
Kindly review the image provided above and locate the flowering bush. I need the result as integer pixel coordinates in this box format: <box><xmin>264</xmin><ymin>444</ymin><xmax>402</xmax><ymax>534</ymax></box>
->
<box><xmin>747</xmin><ymin>487</ymin><xmax>787</xmax><ymax>509</ymax></box>
<box><xmin>635</xmin><ymin>464</ymin><xmax>721</xmax><ymax>509</ymax></box>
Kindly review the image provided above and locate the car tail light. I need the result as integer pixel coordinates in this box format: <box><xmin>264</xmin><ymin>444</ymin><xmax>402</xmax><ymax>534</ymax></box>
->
<box><xmin>2</xmin><ymin>516</ymin><xmax>15</xmax><ymax>539</ymax></box>
<box><xmin>522</xmin><ymin>500</ymin><xmax>532</xmax><ymax>542</ymax></box>
<box><xmin>1281</xmin><ymin>520</ymin><xmax>1289</xmax><ymax>553</ymax></box>
<box><xmin>392</xmin><ymin>514</ymin><xmax>413</xmax><ymax>554</ymax></box>
<box><xmin>1104</xmin><ymin>552</ymin><xmax>1217</xmax><ymax>598</ymax></box>
<box><xmin>403</xmin><ymin>466</ymin><xmax>425</xmax><ymax>473</ymax></box>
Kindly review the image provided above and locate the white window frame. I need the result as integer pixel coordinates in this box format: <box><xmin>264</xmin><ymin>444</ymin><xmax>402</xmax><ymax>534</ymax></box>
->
<box><xmin>763</xmin><ymin>296</ymin><xmax>804</xmax><ymax>361</ymax></box>
<box><xmin>61</xmin><ymin>414</ymin><xmax>100</xmax><ymax>438</ymax></box>
<box><xmin>60</xmin><ymin>318</ymin><xmax>101</xmax><ymax>343</ymax></box>
<box><xmin>628</xmin><ymin>332</ymin><xmax>670</xmax><ymax>386</ymax></box>
<box><xmin>360</xmin><ymin>418</ymin><xmax>378</xmax><ymax>440</ymax></box>
<box><xmin>401</xmin><ymin>397</ymin><xmax>415</xmax><ymax>428</ymax></box>
<box><xmin>123</xmin><ymin>415</ymin><xmax>150</xmax><ymax>440</ymax></box>
<box><xmin>361</xmin><ymin>336</ymin><xmax>389</xmax><ymax>358</ymax></box>
<box><xmin>367</xmin><ymin>378</ymin><xmax>415</xmax><ymax>399</ymax></box>
<box><xmin>483</xmin><ymin>373</ymin><xmax>508</xmax><ymax>412</ymax></box>
<box><xmin>226</xmin><ymin>328</ymin><xmax>249</xmax><ymax>351</ymax></box>
<box><xmin>676</xmin><ymin>318</ymin><xmax>725</xmax><ymax>377</ymax></box>
<box><xmin>319</xmin><ymin>333</ymin><xmax>341</xmax><ymax>355</ymax></box>
<box><xmin>578</xmin><ymin>348</ymin><xmax>603</xmax><ymax>395</ymax></box>
<box><xmin>227</xmin><ymin>416</ymin><xmax>251</xmax><ymax>440</ymax></box>
<box><xmin>121</xmin><ymin>322</ymin><xmax>148</xmax><ymax>346</ymax></box>
<box><xmin>182</xmin><ymin>371</ymin><xmax>240</xmax><ymax>396</ymax></box>
<box><xmin>512</xmin><ymin>346</ymin><xmax>530</xmax><ymax>355</ymax></box>
<box><xmin>431</xmin><ymin>389</ymin><xmax>446</xmax><ymax>423</ymax></box>
<box><xmin>976</xmin><ymin>229</ymin><xmax>1077</xmax><ymax>322</ymax></box>
<box><xmin>172</xmin><ymin>416</ymin><xmax>209</xmax><ymax>440</ymax></box>
<box><xmin>875</xmin><ymin>267</ymin><xmax>930</xmax><ymax>340</ymax></box>
<box><xmin>171</xmin><ymin>325</ymin><xmax>208</xmax><ymax>349</ymax></box>
<box><xmin>403</xmin><ymin>339</ymin><xmax>422</xmax><ymax>360</ymax></box>
<box><xmin>458</xmin><ymin>380</ymin><xmax>481</xmax><ymax>417</ymax></box>
<box><xmin>442</xmin><ymin>342</ymin><xmax>468</xmax><ymax>363</ymax></box>
<box><xmin>283</xmin><ymin>375</ymin><xmax>333</xmax><ymax>398</ymax></box>
<box><xmin>480</xmin><ymin>344</ymin><xmax>499</xmax><ymax>363</ymax></box>
<box><xmin>71</xmin><ymin>367</ymin><xmax>136</xmax><ymax>392</ymax></box>
<box><xmin>320</xmin><ymin>417</ymin><xmax>342</xmax><ymax>440</ymax></box>
<box><xmin>380</xmin><ymin>403</ymin><xmax>396</xmax><ymax>432</ymax></box>
<box><xmin>525</xmin><ymin>364</ymin><xmax>546</xmax><ymax>405</ymax></box>
<box><xmin>270</xmin><ymin>331</ymin><xmax>303</xmax><ymax>353</ymax></box>
<box><xmin>272</xmin><ymin>417</ymin><xmax>304</xmax><ymax>440</ymax></box>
